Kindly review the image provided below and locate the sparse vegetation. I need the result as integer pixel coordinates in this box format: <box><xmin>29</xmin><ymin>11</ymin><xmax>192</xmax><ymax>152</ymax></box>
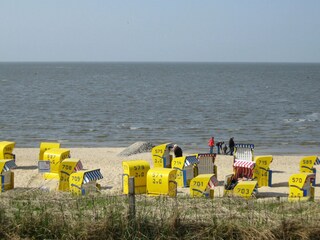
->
<box><xmin>0</xmin><ymin>191</ymin><xmax>319</xmax><ymax>239</ymax></box>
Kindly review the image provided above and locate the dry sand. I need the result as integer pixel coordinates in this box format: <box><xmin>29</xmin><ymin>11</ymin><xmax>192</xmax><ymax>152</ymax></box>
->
<box><xmin>11</xmin><ymin>148</ymin><xmax>320</xmax><ymax>198</ymax></box>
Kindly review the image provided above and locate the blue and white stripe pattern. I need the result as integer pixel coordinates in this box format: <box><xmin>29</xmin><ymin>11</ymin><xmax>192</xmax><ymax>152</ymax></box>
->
<box><xmin>235</xmin><ymin>144</ymin><xmax>254</xmax><ymax>149</ymax></box>
<box><xmin>315</xmin><ymin>157</ymin><xmax>320</xmax><ymax>165</ymax></box>
<box><xmin>83</xmin><ymin>169</ymin><xmax>103</xmax><ymax>184</ymax></box>
<box><xmin>3</xmin><ymin>160</ymin><xmax>17</xmax><ymax>172</ymax></box>
<box><xmin>184</xmin><ymin>156</ymin><xmax>199</xmax><ymax>167</ymax></box>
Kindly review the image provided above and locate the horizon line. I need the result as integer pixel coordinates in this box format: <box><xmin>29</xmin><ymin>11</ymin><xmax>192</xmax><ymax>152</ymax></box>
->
<box><xmin>1</xmin><ymin>60</ymin><xmax>320</xmax><ymax>64</ymax></box>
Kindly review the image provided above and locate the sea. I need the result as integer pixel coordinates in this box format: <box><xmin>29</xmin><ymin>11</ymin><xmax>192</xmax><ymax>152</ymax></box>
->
<box><xmin>0</xmin><ymin>62</ymin><xmax>319</xmax><ymax>155</ymax></box>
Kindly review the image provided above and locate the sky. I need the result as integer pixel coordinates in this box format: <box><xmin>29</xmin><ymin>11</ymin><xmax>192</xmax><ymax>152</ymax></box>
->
<box><xmin>1</xmin><ymin>1</ymin><xmax>320</xmax><ymax>62</ymax></box>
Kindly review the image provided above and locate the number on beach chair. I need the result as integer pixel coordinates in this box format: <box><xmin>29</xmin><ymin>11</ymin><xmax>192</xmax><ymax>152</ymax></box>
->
<box><xmin>288</xmin><ymin>173</ymin><xmax>315</xmax><ymax>201</ymax></box>
<box><xmin>59</xmin><ymin>158</ymin><xmax>83</xmax><ymax>191</ymax></box>
<box><xmin>172</xmin><ymin>155</ymin><xmax>198</xmax><ymax>187</ymax></box>
<box><xmin>190</xmin><ymin>174</ymin><xmax>218</xmax><ymax>198</ymax></box>
<box><xmin>151</xmin><ymin>143</ymin><xmax>174</xmax><ymax>168</ymax></box>
<box><xmin>39</xmin><ymin>142</ymin><xmax>61</xmax><ymax>160</ymax></box>
<box><xmin>69</xmin><ymin>169</ymin><xmax>103</xmax><ymax>195</ymax></box>
<box><xmin>299</xmin><ymin>156</ymin><xmax>319</xmax><ymax>174</ymax></box>
<box><xmin>122</xmin><ymin>160</ymin><xmax>150</xmax><ymax>194</ymax></box>
<box><xmin>254</xmin><ymin>156</ymin><xmax>273</xmax><ymax>187</ymax></box>
<box><xmin>147</xmin><ymin>168</ymin><xmax>177</xmax><ymax>197</ymax></box>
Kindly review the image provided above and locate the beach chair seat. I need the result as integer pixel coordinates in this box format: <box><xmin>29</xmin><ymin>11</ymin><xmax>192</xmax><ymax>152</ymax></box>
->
<box><xmin>224</xmin><ymin>159</ymin><xmax>258</xmax><ymax>199</ymax></box>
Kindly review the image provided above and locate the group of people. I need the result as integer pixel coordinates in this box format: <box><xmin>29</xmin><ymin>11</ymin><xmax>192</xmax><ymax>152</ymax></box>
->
<box><xmin>208</xmin><ymin>136</ymin><xmax>235</xmax><ymax>155</ymax></box>
<box><xmin>170</xmin><ymin>136</ymin><xmax>235</xmax><ymax>158</ymax></box>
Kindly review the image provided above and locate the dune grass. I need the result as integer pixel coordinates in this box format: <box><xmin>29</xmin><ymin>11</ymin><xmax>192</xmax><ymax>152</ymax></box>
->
<box><xmin>0</xmin><ymin>190</ymin><xmax>320</xmax><ymax>239</ymax></box>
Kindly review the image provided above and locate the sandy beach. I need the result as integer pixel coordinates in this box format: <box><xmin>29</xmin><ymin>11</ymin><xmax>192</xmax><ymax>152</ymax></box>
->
<box><xmin>11</xmin><ymin>148</ymin><xmax>320</xmax><ymax>198</ymax></box>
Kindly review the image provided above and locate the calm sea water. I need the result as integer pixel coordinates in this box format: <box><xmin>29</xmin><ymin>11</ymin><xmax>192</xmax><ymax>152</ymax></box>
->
<box><xmin>0</xmin><ymin>62</ymin><xmax>319</xmax><ymax>155</ymax></box>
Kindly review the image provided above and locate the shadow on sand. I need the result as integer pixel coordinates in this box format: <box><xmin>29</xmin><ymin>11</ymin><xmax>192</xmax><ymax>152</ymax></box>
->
<box><xmin>271</xmin><ymin>182</ymin><xmax>288</xmax><ymax>188</ymax></box>
<box><xmin>257</xmin><ymin>192</ymin><xmax>288</xmax><ymax>198</ymax></box>
<box><xmin>15</xmin><ymin>165</ymin><xmax>38</xmax><ymax>170</ymax></box>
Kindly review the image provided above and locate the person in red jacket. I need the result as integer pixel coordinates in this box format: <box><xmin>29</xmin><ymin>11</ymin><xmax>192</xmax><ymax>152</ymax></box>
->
<box><xmin>208</xmin><ymin>136</ymin><xmax>214</xmax><ymax>153</ymax></box>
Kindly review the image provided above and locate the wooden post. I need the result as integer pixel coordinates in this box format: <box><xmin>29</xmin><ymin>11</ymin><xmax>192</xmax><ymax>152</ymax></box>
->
<box><xmin>128</xmin><ymin>177</ymin><xmax>136</xmax><ymax>222</ymax></box>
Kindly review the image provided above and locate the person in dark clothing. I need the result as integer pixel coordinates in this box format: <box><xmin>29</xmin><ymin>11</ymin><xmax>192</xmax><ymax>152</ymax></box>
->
<box><xmin>173</xmin><ymin>144</ymin><xmax>183</xmax><ymax>157</ymax></box>
<box><xmin>216</xmin><ymin>141</ymin><xmax>224</xmax><ymax>154</ymax></box>
<box><xmin>229</xmin><ymin>137</ymin><xmax>235</xmax><ymax>156</ymax></box>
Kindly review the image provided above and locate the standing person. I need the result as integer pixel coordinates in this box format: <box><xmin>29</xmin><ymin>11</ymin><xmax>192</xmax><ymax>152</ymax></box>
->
<box><xmin>173</xmin><ymin>144</ymin><xmax>183</xmax><ymax>158</ymax></box>
<box><xmin>216</xmin><ymin>142</ymin><xmax>220</xmax><ymax>154</ymax></box>
<box><xmin>229</xmin><ymin>137</ymin><xmax>235</xmax><ymax>156</ymax></box>
<box><xmin>208</xmin><ymin>136</ymin><xmax>214</xmax><ymax>154</ymax></box>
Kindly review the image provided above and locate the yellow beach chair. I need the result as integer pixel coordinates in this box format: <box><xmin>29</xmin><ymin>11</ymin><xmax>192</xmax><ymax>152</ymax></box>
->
<box><xmin>151</xmin><ymin>143</ymin><xmax>174</xmax><ymax>168</ymax></box>
<box><xmin>288</xmin><ymin>173</ymin><xmax>315</xmax><ymax>201</ymax></box>
<box><xmin>0</xmin><ymin>141</ymin><xmax>16</xmax><ymax>161</ymax></box>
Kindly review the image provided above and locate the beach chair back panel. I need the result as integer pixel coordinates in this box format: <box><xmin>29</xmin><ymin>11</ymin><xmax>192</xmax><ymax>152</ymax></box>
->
<box><xmin>233</xmin><ymin>181</ymin><xmax>257</xmax><ymax>199</ymax></box>
<box><xmin>234</xmin><ymin>144</ymin><xmax>254</xmax><ymax>162</ymax></box>
<box><xmin>59</xmin><ymin>158</ymin><xmax>83</xmax><ymax>191</ymax></box>
<box><xmin>288</xmin><ymin>173</ymin><xmax>315</xmax><ymax>201</ymax></box>
<box><xmin>39</xmin><ymin>142</ymin><xmax>61</xmax><ymax>160</ymax></box>
<box><xmin>122</xmin><ymin>160</ymin><xmax>150</xmax><ymax>194</ymax></box>
<box><xmin>190</xmin><ymin>174</ymin><xmax>218</xmax><ymax>198</ymax></box>
<box><xmin>299</xmin><ymin>156</ymin><xmax>319</xmax><ymax>173</ymax></box>
<box><xmin>0</xmin><ymin>141</ymin><xmax>15</xmax><ymax>160</ymax></box>
<box><xmin>151</xmin><ymin>143</ymin><xmax>173</xmax><ymax>168</ymax></box>
<box><xmin>147</xmin><ymin>168</ymin><xmax>177</xmax><ymax>197</ymax></box>
<box><xmin>172</xmin><ymin>156</ymin><xmax>198</xmax><ymax>187</ymax></box>
<box><xmin>43</xmin><ymin>149</ymin><xmax>70</xmax><ymax>174</ymax></box>
<box><xmin>254</xmin><ymin>156</ymin><xmax>273</xmax><ymax>187</ymax></box>
<box><xmin>197</xmin><ymin>153</ymin><xmax>216</xmax><ymax>174</ymax></box>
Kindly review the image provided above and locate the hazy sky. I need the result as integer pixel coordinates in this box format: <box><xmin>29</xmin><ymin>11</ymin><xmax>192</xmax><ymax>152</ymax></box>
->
<box><xmin>1</xmin><ymin>1</ymin><xmax>320</xmax><ymax>62</ymax></box>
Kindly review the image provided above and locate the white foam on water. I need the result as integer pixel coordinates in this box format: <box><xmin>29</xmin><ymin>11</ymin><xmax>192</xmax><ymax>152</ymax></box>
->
<box><xmin>283</xmin><ymin>113</ymin><xmax>319</xmax><ymax>124</ymax></box>
<box><xmin>306</xmin><ymin>112</ymin><xmax>319</xmax><ymax>122</ymax></box>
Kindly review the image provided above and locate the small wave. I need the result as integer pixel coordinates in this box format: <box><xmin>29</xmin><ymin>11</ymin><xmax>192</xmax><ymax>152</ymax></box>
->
<box><xmin>306</xmin><ymin>112</ymin><xmax>319</xmax><ymax>122</ymax></box>
<box><xmin>283</xmin><ymin>113</ymin><xmax>319</xmax><ymax>124</ymax></box>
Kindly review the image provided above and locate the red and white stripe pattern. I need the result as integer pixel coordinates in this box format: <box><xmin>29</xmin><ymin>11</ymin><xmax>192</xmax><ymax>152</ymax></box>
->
<box><xmin>208</xmin><ymin>175</ymin><xmax>219</xmax><ymax>189</ymax></box>
<box><xmin>74</xmin><ymin>161</ymin><xmax>83</xmax><ymax>172</ymax></box>
<box><xmin>234</xmin><ymin>159</ymin><xmax>255</xmax><ymax>169</ymax></box>
<box><xmin>233</xmin><ymin>159</ymin><xmax>255</xmax><ymax>179</ymax></box>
